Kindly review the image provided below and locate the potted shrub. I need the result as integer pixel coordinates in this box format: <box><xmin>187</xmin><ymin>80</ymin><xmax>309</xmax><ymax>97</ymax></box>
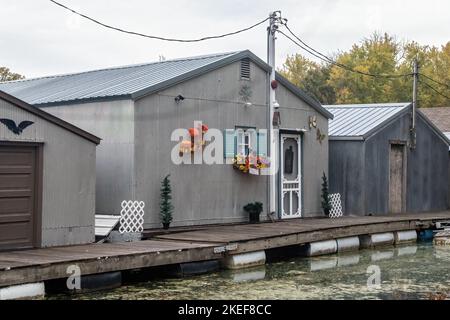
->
<box><xmin>321</xmin><ymin>172</ymin><xmax>332</xmax><ymax>216</ymax></box>
<box><xmin>160</xmin><ymin>174</ymin><xmax>174</xmax><ymax>229</ymax></box>
<box><xmin>244</xmin><ymin>202</ymin><xmax>263</xmax><ymax>223</ymax></box>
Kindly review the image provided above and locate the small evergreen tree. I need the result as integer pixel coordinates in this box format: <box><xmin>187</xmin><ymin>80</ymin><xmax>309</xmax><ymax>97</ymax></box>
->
<box><xmin>160</xmin><ymin>174</ymin><xmax>174</xmax><ymax>228</ymax></box>
<box><xmin>321</xmin><ymin>172</ymin><xmax>332</xmax><ymax>216</ymax></box>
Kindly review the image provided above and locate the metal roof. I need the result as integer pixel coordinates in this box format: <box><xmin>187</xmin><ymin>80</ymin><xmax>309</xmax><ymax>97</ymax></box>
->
<box><xmin>324</xmin><ymin>103</ymin><xmax>411</xmax><ymax>139</ymax></box>
<box><xmin>0</xmin><ymin>50</ymin><xmax>333</xmax><ymax>119</ymax></box>
<box><xmin>0</xmin><ymin>52</ymin><xmax>240</xmax><ymax>105</ymax></box>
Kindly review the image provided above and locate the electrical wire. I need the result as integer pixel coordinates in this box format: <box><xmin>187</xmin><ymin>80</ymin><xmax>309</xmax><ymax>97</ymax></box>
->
<box><xmin>419</xmin><ymin>73</ymin><xmax>450</xmax><ymax>90</ymax></box>
<box><xmin>278</xmin><ymin>24</ymin><xmax>413</xmax><ymax>79</ymax></box>
<box><xmin>49</xmin><ymin>0</ymin><xmax>270</xmax><ymax>42</ymax></box>
<box><xmin>419</xmin><ymin>80</ymin><xmax>450</xmax><ymax>100</ymax></box>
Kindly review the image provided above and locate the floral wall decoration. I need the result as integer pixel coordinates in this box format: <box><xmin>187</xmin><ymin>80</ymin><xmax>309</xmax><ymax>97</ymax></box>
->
<box><xmin>179</xmin><ymin>123</ymin><xmax>209</xmax><ymax>156</ymax></box>
<box><xmin>239</xmin><ymin>84</ymin><xmax>252</xmax><ymax>103</ymax></box>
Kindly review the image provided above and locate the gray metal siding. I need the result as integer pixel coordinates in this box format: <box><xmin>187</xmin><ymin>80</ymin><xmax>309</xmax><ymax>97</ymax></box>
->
<box><xmin>134</xmin><ymin>61</ymin><xmax>330</xmax><ymax>227</ymax></box>
<box><xmin>406</xmin><ymin>114</ymin><xmax>449</xmax><ymax>212</ymax></box>
<box><xmin>134</xmin><ymin>61</ymin><xmax>268</xmax><ymax>228</ymax></box>
<box><xmin>0</xmin><ymin>98</ymin><xmax>96</xmax><ymax>247</ymax></box>
<box><xmin>329</xmin><ymin>141</ymin><xmax>365</xmax><ymax>215</ymax></box>
<box><xmin>42</xmin><ymin>100</ymin><xmax>135</xmax><ymax>216</ymax></box>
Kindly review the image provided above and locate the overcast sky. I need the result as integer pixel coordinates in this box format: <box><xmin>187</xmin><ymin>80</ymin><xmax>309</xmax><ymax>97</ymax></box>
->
<box><xmin>1</xmin><ymin>0</ymin><xmax>449</xmax><ymax>78</ymax></box>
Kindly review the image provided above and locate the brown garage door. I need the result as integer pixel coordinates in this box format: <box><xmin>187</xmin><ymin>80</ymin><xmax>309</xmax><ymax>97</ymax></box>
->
<box><xmin>0</xmin><ymin>145</ymin><xmax>37</xmax><ymax>250</ymax></box>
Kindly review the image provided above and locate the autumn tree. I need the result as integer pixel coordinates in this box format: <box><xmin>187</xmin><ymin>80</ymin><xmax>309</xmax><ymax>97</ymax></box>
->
<box><xmin>280</xmin><ymin>32</ymin><xmax>450</xmax><ymax>108</ymax></box>
<box><xmin>280</xmin><ymin>54</ymin><xmax>336</xmax><ymax>104</ymax></box>
<box><xmin>0</xmin><ymin>67</ymin><xmax>24</xmax><ymax>82</ymax></box>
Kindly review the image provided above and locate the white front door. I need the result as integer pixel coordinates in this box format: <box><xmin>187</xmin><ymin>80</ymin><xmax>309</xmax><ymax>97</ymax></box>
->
<box><xmin>280</xmin><ymin>133</ymin><xmax>302</xmax><ymax>219</ymax></box>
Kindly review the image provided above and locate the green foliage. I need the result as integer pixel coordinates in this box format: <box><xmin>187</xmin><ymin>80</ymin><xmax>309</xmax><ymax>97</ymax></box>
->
<box><xmin>243</xmin><ymin>201</ymin><xmax>263</xmax><ymax>214</ymax></box>
<box><xmin>280</xmin><ymin>32</ymin><xmax>450</xmax><ymax>108</ymax></box>
<box><xmin>0</xmin><ymin>67</ymin><xmax>24</xmax><ymax>82</ymax></box>
<box><xmin>321</xmin><ymin>172</ymin><xmax>331</xmax><ymax>215</ymax></box>
<box><xmin>160</xmin><ymin>174</ymin><xmax>173</xmax><ymax>225</ymax></box>
<box><xmin>280</xmin><ymin>54</ymin><xmax>336</xmax><ymax>104</ymax></box>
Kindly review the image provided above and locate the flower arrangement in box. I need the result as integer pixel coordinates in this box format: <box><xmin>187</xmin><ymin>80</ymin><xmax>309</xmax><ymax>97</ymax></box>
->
<box><xmin>233</xmin><ymin>152</ymin><xmax>270</xmax><ymax>175</ymax></box>
<box><xmin>233</xmin><ymin>154</ymin><xmax>250</xmax><ymax>173</ymax></box>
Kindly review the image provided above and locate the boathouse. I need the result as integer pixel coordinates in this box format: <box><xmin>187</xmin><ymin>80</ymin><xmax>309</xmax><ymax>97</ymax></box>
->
<box><xmin>0</xmin><ymin>51</ymin><xmax>333</xmax><ymax>228</ymax></box>
<box><xmin>325</xmin><ymin>103</ymin><xmax>450</xmax><ymax>216</ymax></box>
<box><xmin>0</xmin><ymin>91</ymin><xmax>100</xmax><ymax>250</ymax></box>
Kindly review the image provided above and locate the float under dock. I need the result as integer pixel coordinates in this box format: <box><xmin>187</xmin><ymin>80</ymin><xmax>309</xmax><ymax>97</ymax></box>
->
<box><xmin>1</xmin><ymin>211</ymin><xmax>450</xmax><ymax>288</ymax></box>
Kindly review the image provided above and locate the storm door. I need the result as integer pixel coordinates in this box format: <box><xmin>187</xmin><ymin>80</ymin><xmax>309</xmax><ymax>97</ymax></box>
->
<box><xmin>280</xmin><ymin>133</ymin><xmax>302</xmax><ymax>218</ymax></box>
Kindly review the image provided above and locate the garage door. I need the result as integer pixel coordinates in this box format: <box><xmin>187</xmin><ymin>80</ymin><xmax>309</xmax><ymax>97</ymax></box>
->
<box><xmin>0</xmin><ymin>146</ymin><xmax>37</xmax><ymax>251</ymax></box>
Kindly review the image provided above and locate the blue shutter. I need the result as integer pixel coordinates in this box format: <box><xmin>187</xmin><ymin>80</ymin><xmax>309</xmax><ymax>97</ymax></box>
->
<box><xmin>224</xmin><ymin>129</ymin><xmax>236</xmax><ymax>158</ymax></box>
<box><xmin>257</xmin><ymin>130</ymin><xmax>268</xmax><ymax>157</ymax></box>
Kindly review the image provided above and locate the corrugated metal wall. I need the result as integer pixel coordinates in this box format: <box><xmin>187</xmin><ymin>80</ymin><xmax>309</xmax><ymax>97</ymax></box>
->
<box><xmin>329</xmin><ymin>140</ymin><xmax>365</xmax><ymax>215</ymax></box>
<box><xmin>134</xmin><ymin>61</ymin><xmax>329</xmax><ymax>228</ymax></box>
<box><xmin>42</xmin><ymin>100</ymin><xmax>135</xmax><ymax>216</ymax></box>
<box><xmin>0</xmin><ymin>98</ymin><xmax>97</xmax><ymax>247</ymax></box>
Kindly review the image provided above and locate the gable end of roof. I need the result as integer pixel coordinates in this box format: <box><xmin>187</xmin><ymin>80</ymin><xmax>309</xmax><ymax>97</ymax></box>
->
<box><xmin>0</xmin><ymin>90</ymin><xmax>101</xmax><ymax>145</ymax></box>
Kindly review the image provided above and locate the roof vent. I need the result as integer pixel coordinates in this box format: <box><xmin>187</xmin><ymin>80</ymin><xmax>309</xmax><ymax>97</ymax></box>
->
<box><xmin>240</xmin><ymin>59</ymin><xmax>251</xmax><ymax>80</ymax></box>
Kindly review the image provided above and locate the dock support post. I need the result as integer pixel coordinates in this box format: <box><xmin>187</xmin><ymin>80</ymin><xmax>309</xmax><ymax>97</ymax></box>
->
<box><xmin>0</xmin><ymin>283</ymin><xmax>45</xmax><ymax>300</ymax></box>
<box><xmin>222</xmin><ymin>251</ymin><xmax>266</xmax><ymax>269</ymax></box>
<box><xmin>360</xmin><ymin>232</ymin><xmax>394</xmax><ymax>249</ymax></box>
<box><xmin>394</xmin><ymin>230</ymin><xmax>417</xmax><ymax>245</ymax></box>
<box><xmin>305</xmin><ymin>240</ymin><xmax>337</xmax><ymax>257</ymax></box>
<box><xmin>336</xmin><ymin>237</ymin><xmax>360</xmax><ymax>252</ymax></box>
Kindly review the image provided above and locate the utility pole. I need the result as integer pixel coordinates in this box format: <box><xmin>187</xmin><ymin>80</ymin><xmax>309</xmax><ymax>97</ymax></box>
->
<box><xmin>267</xmin><ymin>11</ymin><xmax>280</xmax><ymax>216</ymax></box>
<box><xmin>411</xmin><ymin>59</ymin><xmax>419</xmax><ymax>149</ymax></box>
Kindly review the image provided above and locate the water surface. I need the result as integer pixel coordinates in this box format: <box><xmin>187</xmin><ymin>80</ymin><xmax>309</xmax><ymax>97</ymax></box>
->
<box><xmin>49</xmin><ymin>243</ymin><xmax>450</xmax><ymax>300</ymax></box>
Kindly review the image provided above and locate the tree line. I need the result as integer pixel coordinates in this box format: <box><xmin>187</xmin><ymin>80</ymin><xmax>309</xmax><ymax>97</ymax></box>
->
<box><xmin>279</xmin><ymin>33</ymin><xmax>449</xmax><ymax>108</ymax></box>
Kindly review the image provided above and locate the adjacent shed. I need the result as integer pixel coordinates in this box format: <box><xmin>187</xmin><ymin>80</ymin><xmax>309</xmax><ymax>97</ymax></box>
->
<box><xmin>0</xmin><ymin>91</ymin><xmax>100</xmax><ymax>250</ymax></box>
<box><xmin>325</xmin><ymin>103</ymin><xmax>450</xmax><ymax>216</ymax></box>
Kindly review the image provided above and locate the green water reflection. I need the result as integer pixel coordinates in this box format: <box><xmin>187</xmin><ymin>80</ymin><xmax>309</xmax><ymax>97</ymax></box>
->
<box><xmin>49</xmin><ymin>243</ymin><xmax>450</xmax><ymax>300</ymax></box>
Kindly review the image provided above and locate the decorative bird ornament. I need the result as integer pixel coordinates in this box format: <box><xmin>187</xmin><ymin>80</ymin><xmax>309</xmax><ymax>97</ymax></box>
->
<box><xmin>0</xmin><ymin>119</ymin><xmax>34</xmax><ymax>135</ymax></box>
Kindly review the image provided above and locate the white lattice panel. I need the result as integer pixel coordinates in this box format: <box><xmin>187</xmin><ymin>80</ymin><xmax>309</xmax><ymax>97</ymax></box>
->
<box><xmin>329</xmin><ymin>193</ymin><xmax>343</xmax><ymax>218</ymax></box>
<box><xmin>119</xmin><ymin>200</ymin><xmax>145</xmax><ymax>234</ymax></box>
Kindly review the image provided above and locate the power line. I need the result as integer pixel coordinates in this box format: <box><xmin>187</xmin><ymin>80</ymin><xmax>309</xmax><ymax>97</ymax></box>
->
<box><xmin>278</xmin><ymin>23</ymin><xmax>413</xmax><ymax>79</ymax></box>
<box><xmin>419</xmin><ymin>73</ymin><xmax>450</xmax><ymax>90</ymax></box>
<box><xmin>49</xmin><ymin>0</ymin><xmax>269</xmax><ymax>42</ymax></box>
<box><xmin>419</xmin><ymin>80</ymin><xmax>450</xmax><ymax>100</ymax></box>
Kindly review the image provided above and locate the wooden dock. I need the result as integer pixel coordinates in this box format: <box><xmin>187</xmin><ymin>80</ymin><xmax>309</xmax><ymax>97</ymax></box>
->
<box><xmin>1</xmin><ymin>211</ymin><xmax>450</xmax><ymax>288</ymax></box>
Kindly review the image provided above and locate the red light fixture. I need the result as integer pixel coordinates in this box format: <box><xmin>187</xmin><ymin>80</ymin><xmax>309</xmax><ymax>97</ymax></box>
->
<box><xmin>271</xmin><ymin>80</ymin><xmax>278</xmax><ymax>90</ymax></box>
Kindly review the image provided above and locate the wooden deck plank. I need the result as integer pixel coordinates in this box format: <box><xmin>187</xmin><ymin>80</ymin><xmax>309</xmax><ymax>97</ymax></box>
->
<box><xmin>153</xmin><ymin>213</ymin><xmax>450</xmax><ymax>243</ymax></box>
<box><xmin>1</xmin><ymin>211</ymin><xmax>450</xmax><ymax>287</ymax></box>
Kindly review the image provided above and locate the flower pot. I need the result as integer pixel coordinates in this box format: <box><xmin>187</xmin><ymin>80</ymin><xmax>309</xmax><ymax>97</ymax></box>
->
<box><xmin>163</xmin><ymin>223</ymin><xmax>171</xmax><ymax>230</ymax></box>
<box><xmin>249</xmin><ymin>211</ymin><xmax>261</xmax><ymax>223</ymax></box>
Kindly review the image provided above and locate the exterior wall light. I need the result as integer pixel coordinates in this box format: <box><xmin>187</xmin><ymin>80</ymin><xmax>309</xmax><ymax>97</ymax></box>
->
<box><xmin>174</xmin><ymin>95</ymin><xmax>185</xmax><ymax>103</ymax></box>
<box><xmin>272</xmin><ymin>100</ymin><xmax>281</xmax><ymax>127</ymax></box>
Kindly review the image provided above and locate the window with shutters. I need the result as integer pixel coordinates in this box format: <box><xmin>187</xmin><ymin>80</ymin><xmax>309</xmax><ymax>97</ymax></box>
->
<box><xmin>224</xmin><ymin>127</ymin><xmax>267</xmax><ymax>159</ymax></box>
<box><xmin>237</xmin><ymin>129</ymin><xmax>252</xmax><ymax>156</ymax></box>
